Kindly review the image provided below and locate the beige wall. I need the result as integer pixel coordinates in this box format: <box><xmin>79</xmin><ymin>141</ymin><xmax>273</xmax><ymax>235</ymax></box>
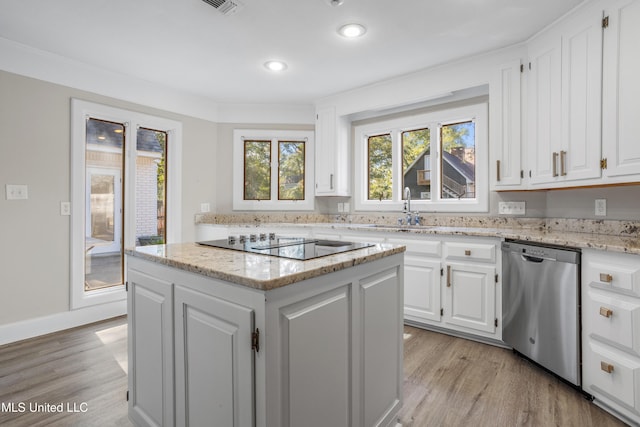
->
<box><xmin>0</xmin><ymin>70</ymin><xmax>218</xmax><ymax>325</ymax></box>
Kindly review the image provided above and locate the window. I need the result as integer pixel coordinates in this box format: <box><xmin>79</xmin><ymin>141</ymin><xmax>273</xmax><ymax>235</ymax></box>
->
<box><xmin>233</xmin><ymin>129</ymin><xmax>314</xmax><ymax>210</ymax></box>
<box><xmin>354</xmin><ymin>103</ymin><xmax>487</xmax><ymax>212</ymax></box>
<box><xmin>71</xmin><ymin>99</ymin><xmax>182</xmax><ymax>309</ymax></box>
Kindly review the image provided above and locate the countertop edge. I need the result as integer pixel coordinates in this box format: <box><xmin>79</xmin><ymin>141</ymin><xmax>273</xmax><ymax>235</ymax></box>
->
<box><xmin>126</xmin><ymin>243</ymin><xmax>406</xmax><ymax>291</ymax></box>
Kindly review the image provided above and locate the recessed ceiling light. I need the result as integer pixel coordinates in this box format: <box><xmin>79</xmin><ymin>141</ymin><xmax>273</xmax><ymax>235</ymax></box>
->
<box><xmin>264</xmin><ymin>60</ymin><xmax>288</xmax><ymax>72</ymax></box>
<box><xmin>338</xmin><ymin>23</ymin><xmax>367</xmax><ymax>38</ymax></box>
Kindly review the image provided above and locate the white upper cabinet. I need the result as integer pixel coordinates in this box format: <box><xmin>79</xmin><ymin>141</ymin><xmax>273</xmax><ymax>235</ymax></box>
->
<box><xmin>527</xmin><ymin>4</ymin><xmax>603</xmax><ymax>187</ymax></box>
<box><xmin>602</xmin><ymin>0</ymin><xmax>640</xmax><ymax>181</ymax></box>
<box><xmin>527</xmin><ymin>32</ymin><xmax>563</xmax><ymax>186</ymax></box>
<box><xmin>490</xmin><ymin>59</ymin><xmax>523</xmax><ymax>189</ymax></box>
<box><xmin>315</xmin><ymin>106</ymin><xmax>350</xmax><ymax>196</ymax></box>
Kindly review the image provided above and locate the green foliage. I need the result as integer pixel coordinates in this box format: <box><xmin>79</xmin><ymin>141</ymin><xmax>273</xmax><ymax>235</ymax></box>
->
<box><xmin>278</xmin><ymin>142</ymin><xmax>305</xmax><ymax>200</ymax></box>
<box><xmin>367</xmin><ymin>134</ymin><xmax>393</xmax><ymax>200</ymax></box>
<box><xmin>402</xmin><ymin>128</ymin><xmax>430</xmax><ymax>173</ymax></box>
<box><xmin>244</xmin><ymin>141</ymin><xmax>271</xmax><ymax>200</ymax></box>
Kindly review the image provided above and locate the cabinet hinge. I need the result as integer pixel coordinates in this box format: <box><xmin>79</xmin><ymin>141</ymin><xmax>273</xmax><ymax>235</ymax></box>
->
<box><xmin>126</xmin><ymin>390</ymin><xmax>129</xmax><ymax>401</ymax></box>
<box><xmin>520</xmin><ymin>64</ymin><xmax>524</xmax><ymax>73</ymax></box>
<box><xmin>440</xmin><ymin>268</ymin><xmax>444</xmax><ymax>276</ymax></box>
<box><xmin>602</xmin><ymin>16</ymin><xmax>609</xmax><ymax>29</ymax></box>
<box><xmin>528</xmin><ymin>62</ymin><xmax>531</xmax><ymax>70</ymax></box>
<box><xmin>125</xmin><ymin>281</ymin><xmax>128</xmax><ymax>292</ymax></box>
<box><xmin>520</xmin><ymin>170</ymin><xmax>524</xmax><ymax>179</ymax></box>
<box><xmin>529</xmin><ymin>170</ymin><xmax>532</xmax><ymax>178</ymax></box>
<box><xmin>251</xmin><ymin>328</ymin><xmax>260</xmax><ymax>353</ymax></box>
<box><xmin>600</xmin><ymin>158</ymin><xmax>608</xmax><ymax>170</ymax></box>
<box><xmin>495</xmin><ymin>274</ymin><xmax>499</xmax><ymax>283</ymax></box>
<box><xmin>495</xmin><ymin>318</ymin><xmax>499</xmax><ymax>328</ymax></box>
<box><xmin>440</xmin><ymin>308</ymin><xmax>444</xmax><ymax>316</ymax></box>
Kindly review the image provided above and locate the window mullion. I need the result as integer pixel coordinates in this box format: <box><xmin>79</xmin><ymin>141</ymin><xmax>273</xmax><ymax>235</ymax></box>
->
<box><xmin>272</xmin><ymin>138</ymin><xmax>278</xmax><ymax>201</ymax></box>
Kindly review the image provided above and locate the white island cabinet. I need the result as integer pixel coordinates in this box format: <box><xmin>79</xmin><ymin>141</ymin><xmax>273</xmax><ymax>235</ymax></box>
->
<box><xmin>126</xmin><ymin>242</ymin><xmax>404</xmax><ymax>427</ymax></box>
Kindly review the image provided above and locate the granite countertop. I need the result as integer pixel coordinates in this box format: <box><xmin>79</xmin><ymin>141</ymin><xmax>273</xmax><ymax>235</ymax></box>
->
<box><xmin>126</xmin><ymin>242</ymin><xmax>405</xmax><ymax>291</ymax></box>
<box><xmin>313</xmin><ymin>224</ymin><xmax>640</xmax><ymax>255</ymax></box>
<box><xmin>198</xmin><ymin>221</ymin><xmax>640</xmax><ymax>255</ymax></box>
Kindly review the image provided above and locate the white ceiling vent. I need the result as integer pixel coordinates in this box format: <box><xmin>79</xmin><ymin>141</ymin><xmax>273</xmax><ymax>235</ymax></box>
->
<box><xmin>201</xmin><ymin>0</ymin><xmax>244</xmax><ymax>16</ymax></box>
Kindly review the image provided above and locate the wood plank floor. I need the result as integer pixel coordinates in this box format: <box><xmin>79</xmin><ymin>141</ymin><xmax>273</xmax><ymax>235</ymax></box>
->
<box><xmin>0</xmin><ymin>318</ymin><xmax>628</xmax><ymax>426</ymax></box>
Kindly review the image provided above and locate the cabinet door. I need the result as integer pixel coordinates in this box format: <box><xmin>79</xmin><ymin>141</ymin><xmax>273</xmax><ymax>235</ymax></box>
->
<box><xmin>528</xmin><ymin>35</ymin><xmax>562</xmax><ymax>185</ymax></box>
<box><xmin>174</xmin><ymin>285</ymin><xmax>255</xmax><ymax>427</ymax></box>
<box><xmin>443</xmin><ymin>263</ymin><xmax>496</xmax><ymax>334</ymax></box>
<box><xmin>602</xmin><ymin>0</ymin><xmax>640</xmax><ymax>179</ymax></box>
<box><xmin>490</xmin><ymin>59</ymin><xmax>523</xmax><ymax>188</ymax></box>
<box><xmin>315</xmin><ymin>107</ymin><xmax>350</xmax><ymax>196</ymax></box>
<box><xmin>403</xmin><ymin>256</ymin><xmax>441</xmax><ymax>323</ymax></box>
<box><xmin>127</xmin><ymin>269</ymin><xmax>174</xmax><ymax>427</ymax></box>
<box><xmin>315</xmin><ymin>106</ymin><xmax>336</xmax><ymax>195</ymax></box>
<box><xmin>561</xmin><ymin>9</ymin><xmax>603</xmax><ymax>182</ymax></box>
<box><xmin>279</xmin><ymin>286</ymin><xmax>351</xmax><ymax>427</ymax></box>
<box><xmin>360</xmin><ymin>268</ymin><xmax>403</xmax><ymax>427</ymax></box>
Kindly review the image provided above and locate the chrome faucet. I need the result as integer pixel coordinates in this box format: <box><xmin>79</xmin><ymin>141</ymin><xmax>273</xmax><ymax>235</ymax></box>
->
<box><xmin>404</xmin><ymin>187</ymin><xmax>411</xmax><ymax>214</ymax></box>
<box><xmin>403</xmin><ymin>186</ymin><xmax>420</xmax><ymax>226</ymax></box>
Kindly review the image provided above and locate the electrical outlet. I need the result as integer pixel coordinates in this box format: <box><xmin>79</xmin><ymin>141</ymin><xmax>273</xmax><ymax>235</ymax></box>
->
<box><xmin>343</xmin><ymin>202</ymin><xmax>350</xmax><ymax>212</ymax></box>
<box><xmin>60</xmin><ymin>201</ymin><xmax>71</xmax><ymax>216</ymax></box>
<box><xmin>337</xmin><ymin>202</ymin><xmax>344</xmax><ymax>213</ymax></box>
<box><xmin>595</xmin><ymin>199</ymin><xmax>606</xmax><ymax>216</ymax></box>
<box><xmin>498</xmin><ymin>201</ymin><xmax>526</xmax><ymax>215</ymax></box>
<box><xmin>200</xmin><ymin>203</ymin><xmax>210</xmax><ymax>213</ymax></box>
<box><xmin>6</xmin><ymin>184</ymin><xmax>28</xmax><ymax>200</ymax></box>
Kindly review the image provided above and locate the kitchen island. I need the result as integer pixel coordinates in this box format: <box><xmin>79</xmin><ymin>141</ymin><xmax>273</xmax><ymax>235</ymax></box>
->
<box><xmin>125</xmin><ymin>241</ymin><xmax>405</xmax><ymax>427</ymax></box>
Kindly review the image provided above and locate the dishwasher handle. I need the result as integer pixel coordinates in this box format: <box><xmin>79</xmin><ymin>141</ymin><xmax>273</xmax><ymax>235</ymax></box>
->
<box><xmin>521</xmin><ymin>254</ymin><xmax>548</xmax><ymax>263</ymax></box>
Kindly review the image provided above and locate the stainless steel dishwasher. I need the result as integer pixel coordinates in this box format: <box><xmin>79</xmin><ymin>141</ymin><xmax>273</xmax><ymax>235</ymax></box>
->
<box><xmin>502</xmin><ymin>240</ymin><xmax>581</xmax><ymax>386</ymax></box>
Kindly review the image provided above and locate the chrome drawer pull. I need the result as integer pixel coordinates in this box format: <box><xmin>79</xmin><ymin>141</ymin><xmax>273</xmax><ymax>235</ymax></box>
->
<box><xmin>599</xmin><ymin>307</ymin><xmax>613</xmax><ymax>318</ymax></box>
<box><xmin>464</xmin><ymin>250</ymin><xmax>471</xmax><ymax>256</ymax></box>
<box><xmin>600</xmin><ymin>361</ymin><xmax>614</xmax><ymax>374</ymax></box>
<box><xmin>600</xmin><ymin>273</ymin><xmax>613</xmax><ymax>283</ymax></box>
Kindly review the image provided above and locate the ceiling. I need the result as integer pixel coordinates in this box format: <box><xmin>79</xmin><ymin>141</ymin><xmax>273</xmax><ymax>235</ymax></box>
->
<box><xmin>0</xmin><ymin>0</ymin><xmax>585</xmax><ymax>106</ymax></box>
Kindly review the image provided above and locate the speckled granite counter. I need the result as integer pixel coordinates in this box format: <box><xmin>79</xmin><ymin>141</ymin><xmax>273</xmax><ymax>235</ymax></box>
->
<box><xmin>126</xmin><ymin>242</ymin><xmax>405</xmax><ymax>291</ymax></box>
<box><xmin>195</xmin><ymin>216</ymin><xmax>640</xmax><ymax>255</ymax></box>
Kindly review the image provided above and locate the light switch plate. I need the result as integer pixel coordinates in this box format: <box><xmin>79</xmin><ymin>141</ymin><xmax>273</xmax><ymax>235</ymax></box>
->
<box><xmin>200</xmin><ymin>203</ymin><xmax>211</xmax><ymax>213</ymax></box>
<box><xmin>499</xmin><ymin>201</ymin><xmax>526</xmax><ymax>215</ymax></box>
<box><xmin>60</xmin><ymin>201</ymin><xmax>71</xmax><ymax>216</ymax></box>
<box><xmin>6</xmin><ymin>184</ymin><xmax>28</xmax><ymax>200</ymax></box>
<box><xmin>595</xmin><ymin>199</ymin><xmax>606</xmax><ymax>216</ymax></box>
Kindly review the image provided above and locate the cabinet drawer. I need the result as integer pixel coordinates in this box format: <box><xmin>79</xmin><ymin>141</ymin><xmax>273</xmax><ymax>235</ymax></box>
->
<box><xmin>583</xmin><ymin>339</ymin><xmax>640</xmax><ymax>409</ymax></box>
<box><xmin>583</xmin><ymin>288</ymin><xmax>640</xmax><ymax>355</ymax></box>
<box><xmin>387</xmin><ymin>238</ymin><xmax>440</xmax><ymax>257</ymax></box>
<box><xmin>584</xmin><ymin>251</ymin><xmax>640</xmax><ymax>297</ymax></box>
<box><xmin>444</xmin><ymin>242</ymin><xmax>495</xmax><ymax>263</ymax></box>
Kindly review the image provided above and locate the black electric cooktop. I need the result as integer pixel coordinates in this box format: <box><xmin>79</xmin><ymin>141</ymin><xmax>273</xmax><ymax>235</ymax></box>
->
<box><xmin>197</xmin><ymin>236</ymin><xmax>375</xmax><ymax>261</ymax></box>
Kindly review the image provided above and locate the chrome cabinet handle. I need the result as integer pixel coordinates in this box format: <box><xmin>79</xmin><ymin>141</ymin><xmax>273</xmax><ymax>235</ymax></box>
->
<box><xmin>447</xmin><ymin>265</ymin><xmax>452</xmax><ymax>287</ymax></box>
<box><xmin>552</xmin><ymin>152</ymin><xmax>559</xmax><ymax>177</ymax></box>
<box><xmin>600</xmin><ymin>273</ymin><xmax>613</xmax><ymax>283</ymax></box>
<box><xmin>601</xmin><ymin>361</ymin><xmax>614</xmax><ymax>374</ymax></box>
<box><xmin>560</xmin><ymin>150</ymin><xmax>567</xmax><ymax>176</ymax></box>
<box><xmin>599</xmin><ymin>307</ymin><xmax>613</xmax><ymax>318</ymax></box>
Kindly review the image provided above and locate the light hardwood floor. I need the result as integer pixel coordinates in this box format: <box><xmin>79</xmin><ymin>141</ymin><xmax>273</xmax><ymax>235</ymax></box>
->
<box><xmin>0</xmin><ymin>318</ymin><xmax>628</xmax><ymax>426</ymax></box>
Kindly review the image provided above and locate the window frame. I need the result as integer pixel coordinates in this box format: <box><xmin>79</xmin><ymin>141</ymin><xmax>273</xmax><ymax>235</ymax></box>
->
<box><xmin>354</xmin><ymin>103</ymin><xmax>488</xmax><ymax>213</ymax></box>
<box><xmin>70</xmin><ymin>99</ymin><xmax>182</xmax><ymax>310</ymax></box>
<box><xmin>232</xmin><ymin>129</ymin><xmax>315</xmax><ymax>211</ymax></box>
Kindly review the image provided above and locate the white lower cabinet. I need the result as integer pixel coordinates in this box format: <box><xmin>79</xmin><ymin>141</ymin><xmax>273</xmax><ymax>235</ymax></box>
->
<box><xmin>127</xmin><ymin>251</ymin><xmax>403</xmax><ymax>427</ymax></box>
<box><xmin>174</xmin><ymin>285</ymin><xmax>255</xmax><ymax>427</ymax></box>
<box><xmin>443</xmin><ymin>262</ymin><xmax>497</xmax><ymax>334</ymax></box>
<box><xmin>371</xmin><ymin>232</ymin><xmax>501</xmax><ymax>342</ymax></box>
<box><xmin>403</xmin><ymin>255</ymin><xmax>441</xmax><ymax>322</ymax></box>
<box><xmin>127</xmin><ymin>268</ymin><xmax>174</xmax><ymax>427</ymax></box>
<box><xmin>582</xmin><ymin>249</ymin><xmax>640</xmax><ymax>425</ymax></box>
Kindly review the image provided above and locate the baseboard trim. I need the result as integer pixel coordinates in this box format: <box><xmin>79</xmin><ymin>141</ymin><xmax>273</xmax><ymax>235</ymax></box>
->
<box><xmin>0</xmin><ymin>300</ymin><xmax>127</xmax><ymax>346</ymax></box>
